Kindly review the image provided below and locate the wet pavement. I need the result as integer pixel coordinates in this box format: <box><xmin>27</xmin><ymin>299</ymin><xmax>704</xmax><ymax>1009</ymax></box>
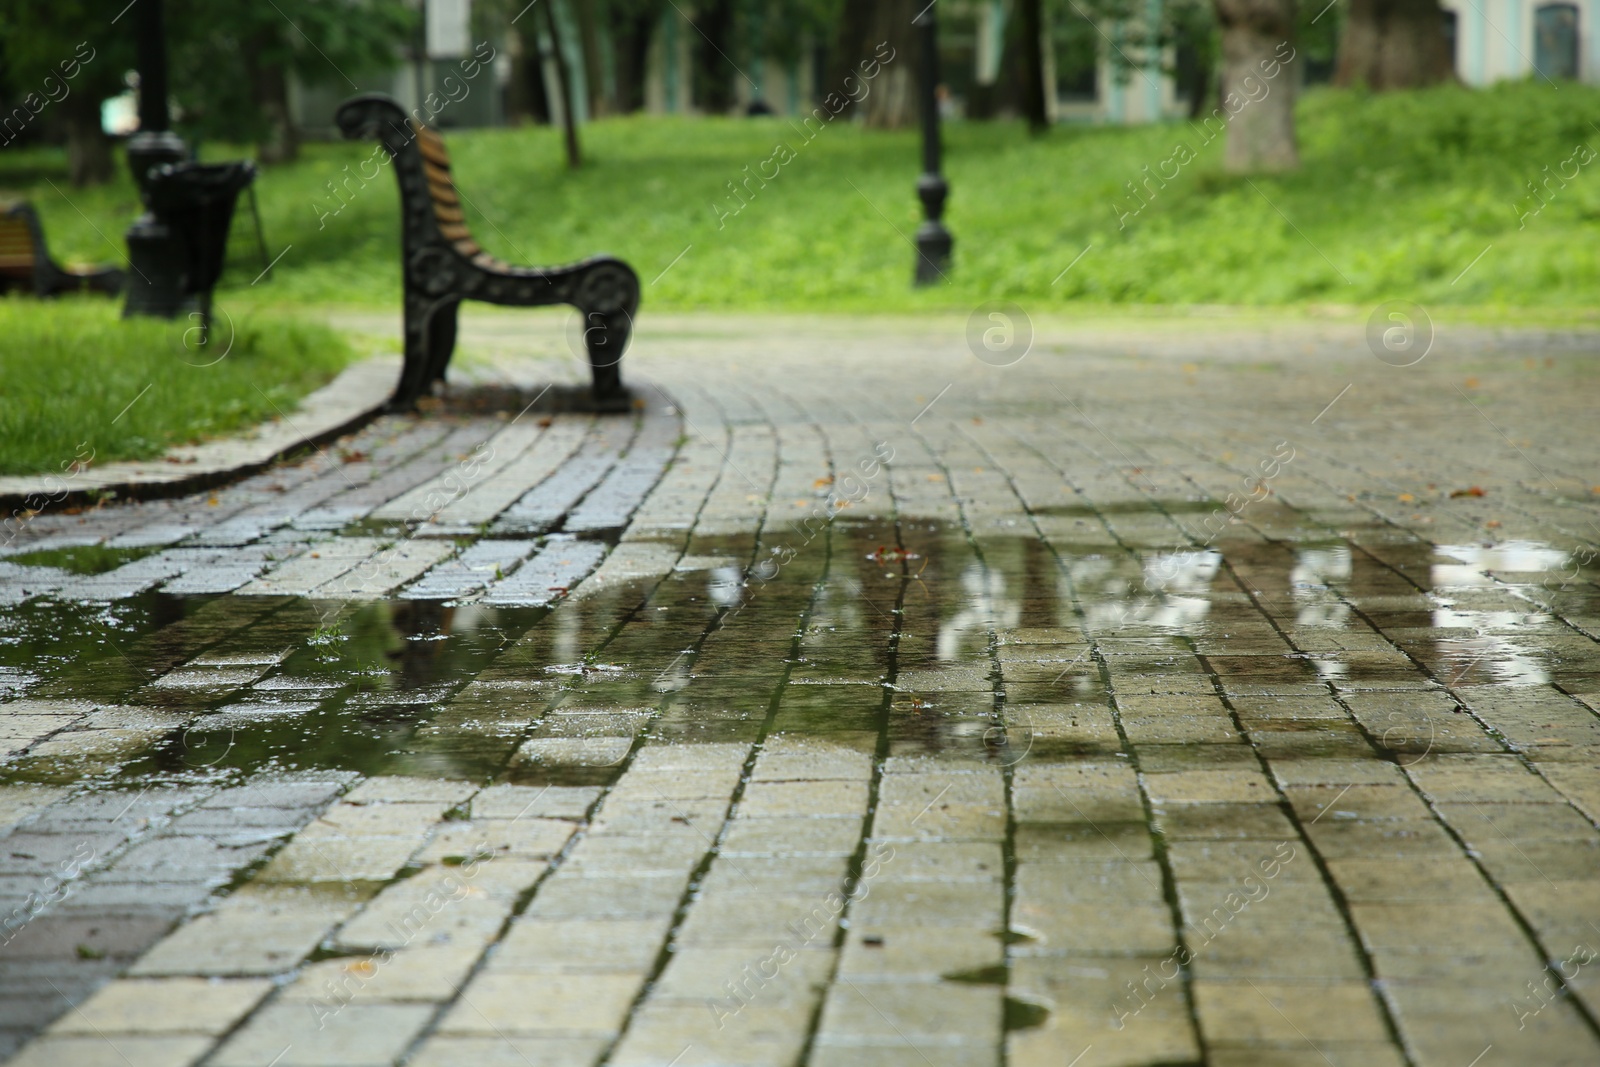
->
<box><xmin>1</xmin><ymin>310</ymin><xmax>1599</xmax><ymax>1066</ymax></box>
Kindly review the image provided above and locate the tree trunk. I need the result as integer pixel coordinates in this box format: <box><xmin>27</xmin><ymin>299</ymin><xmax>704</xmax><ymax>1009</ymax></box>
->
<box><xmin>543</xmin><ymin>0</ymin><xmax>582</xmax><ymax>167</ymax></box>
<box><xmin>1015</xmin><ymin>0</ymin><xmax>1048</xmax><ymax>132</ymax></box>
<box><xmin>61</xmin><ymin>95</ymin><xmax>112</xmax><ymax>186</ymax></box>
<box><xmin>252</xmin><ymin>57</ymin><xmax>298</xmax><ymax>164</ymax></box>
<box><xmin>826</xmin><ymin>0</ymin><xmax>878</xmax><ymax>116</ymax></box>
<box><xmin>862</xmin><ymin>0</ymin><xmax>916</xmax><ymax>128</ymax></box>
<box><xmin>1335</xmin><ymin>0</ymin><xmax>1454</xmax><ymax>88</ymax></box>
<box><xmin>612</xmin><ymin>9</ymin><xmax>656</xmax><ymax>113</ymax></box>
<box><xmin>1212</xmin><ymin>0</ymin><xmax>1299</xmax><ymax>172</ymax></box>
<box><xmin>691</xmin><ymin>0</ymin><xmax>736</xmax><ymax>113</ymax></box>
<box><xmin>575</xmin><ymin>0</ymin><xmax>608</xmax><ymax>116</ymax></box>
<box><xmin>509</xmin><ymin>23</ymin><xmax>553</xmax><ymax>124</ymax></box>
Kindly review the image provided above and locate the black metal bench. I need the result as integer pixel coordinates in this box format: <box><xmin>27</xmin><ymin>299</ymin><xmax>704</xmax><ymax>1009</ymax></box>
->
<box><xmin>335</xmin><ymin>93</ymin><xmax>639</xmax><ymax>412</ymax></box>
<box><xmin>0</xmin><ymin>201</ymin><xmax>125</xmax><ymax>298</ymax></box>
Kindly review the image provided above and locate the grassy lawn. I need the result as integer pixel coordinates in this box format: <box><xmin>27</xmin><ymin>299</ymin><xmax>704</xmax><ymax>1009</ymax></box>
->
<box><xmin>4</xmin><ymin>81</ymin><xmax>1599</xmax><ymax>316</ymax></box>
<box><xmin>0</xmin><ymin>81</ymin><xmax>1592</xmax><ymax>473</ymax></box>
<box><xmin>0</xmin><ymin>300</ymin><xmax>353</xmax><ymax>476</ymax></box>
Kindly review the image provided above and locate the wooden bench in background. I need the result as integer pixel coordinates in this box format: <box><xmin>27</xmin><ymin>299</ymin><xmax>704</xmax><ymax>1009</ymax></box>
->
<box><xmin>336</xmin><ymin>93</ymin><xmax>640</xmax><ymax>412</ymax></box>
<box><xmin>0</xmin><ymin>201</ymin><xmax>125</xmax><ymax>298</ymax></box>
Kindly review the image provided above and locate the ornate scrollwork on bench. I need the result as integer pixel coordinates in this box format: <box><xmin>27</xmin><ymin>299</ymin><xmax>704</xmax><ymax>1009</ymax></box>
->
<box><xmin>335</xmin><ymin>93</ymin><xmax>639</xmax><ymax>412</ymax></box>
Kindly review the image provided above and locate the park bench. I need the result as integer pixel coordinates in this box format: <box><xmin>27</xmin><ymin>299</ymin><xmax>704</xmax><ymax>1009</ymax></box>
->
<box><xmin>336</xmin><ymin>93</ymin><xmax>639</xmax><ymax>412</ymax></box>
<box><xmin>0</xmin><ymin>201</ymin><xmax>124</xmax><ymax>297</ymax></box>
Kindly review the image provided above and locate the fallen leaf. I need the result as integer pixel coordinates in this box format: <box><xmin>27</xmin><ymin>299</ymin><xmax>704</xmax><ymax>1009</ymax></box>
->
<box><xmin>206</xmin><ymin>495</ymin><xmax>219</xmax><ymax>507</ymax></box>
<box><xmin>1449</xmin><ymin>486</ymin><xmax>1486</xmax><ymax>498</ymax></box>
<box><xmin>1398</xmin><ymin>493</ymin><xmax>1415</xmax><ymax>503</ymax></box>
<box><xmin>1465</xmin><ymin>376</ymin><xmax>1480</xmax><ymax>389</ymax></box>
<box><xmin>1486</xmin><ymin>520</ymin><xmax>1502</xmax><ymax>528</ymax></box>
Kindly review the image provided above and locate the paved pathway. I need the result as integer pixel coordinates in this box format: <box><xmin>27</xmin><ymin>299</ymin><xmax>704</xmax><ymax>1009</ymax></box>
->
<box><xmin>1</xmin><ymin>311</ymin><xmax>1599</xmax><ymax>1067</ymax></box>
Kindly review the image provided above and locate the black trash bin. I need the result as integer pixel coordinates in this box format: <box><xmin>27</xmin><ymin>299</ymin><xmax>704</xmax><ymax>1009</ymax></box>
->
<box><xmin>124</xmin><ymin>160</ymin><xmax>257</xmax><ymax>337</ymax></box>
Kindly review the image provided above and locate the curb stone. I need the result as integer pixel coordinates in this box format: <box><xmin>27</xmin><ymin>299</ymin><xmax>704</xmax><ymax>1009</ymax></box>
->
<box><xmin>0</xmin><ymin>356</ymin><xmax>401</xmax><ymax>519</ymax></box>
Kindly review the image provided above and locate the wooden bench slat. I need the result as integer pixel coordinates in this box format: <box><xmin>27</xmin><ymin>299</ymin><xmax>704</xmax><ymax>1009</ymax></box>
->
<box><xmin>417</xmin><ymin>132</ymin><xmax>451</xmax><ymax>169</ymax></box>
<box><xmin>0</xmin><ymin>202</ymin><xmax>122</xmax><ymax>297</ymax></box>
<box><xmin>422</xmin><ymin>159</ymin><xmax>455</xmax><ymax>189</ymax></box>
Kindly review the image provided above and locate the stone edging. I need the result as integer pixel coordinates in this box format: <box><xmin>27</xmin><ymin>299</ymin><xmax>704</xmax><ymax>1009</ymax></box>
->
<box><xmin>0</xmin><ymin>356</ymin><xmax>401</xmax><ymax>515</ymax></box>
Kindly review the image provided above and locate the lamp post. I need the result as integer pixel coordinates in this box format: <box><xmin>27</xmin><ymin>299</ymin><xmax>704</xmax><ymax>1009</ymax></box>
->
<box><xmin>912</xmin><ymin>4</ymin><xmax>952</xmax><ymax>285</ymax></box>
<box><xmin>123</xmin><ymin>0</ymin><xmax>189</xmax><ymax>318</ymax></box>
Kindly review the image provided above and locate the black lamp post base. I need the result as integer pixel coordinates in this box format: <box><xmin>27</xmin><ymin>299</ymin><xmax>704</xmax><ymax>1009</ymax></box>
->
<box><xmin>914</xmin><ymin>221</ymin><xmax>953</xmax><ymax>286</ymax></box>
<box><xmin>913</xmin><ymin>171</ymin><xmax>952</xmax><ymax>286</ymax></box>
<box><xmin>123</xmin><ymin>125</ymin><xmax>190</xmax><ymax>320</ymax></box>
<box><xmin>122</xmin><ymin>214</ymin><xmax>191</xmax><ymax>319</ymax></box>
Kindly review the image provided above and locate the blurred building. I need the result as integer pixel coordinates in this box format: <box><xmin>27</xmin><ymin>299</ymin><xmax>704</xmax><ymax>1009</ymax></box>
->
<box><xmin>281</xmin><ymin>0</ymin><xmax>1595</xmax><ymax>139</ymax></box>
<box><xmin>1438</xmin><ymin>0</ymin><xmax>1591</xmax><ymax>83</ymax></box>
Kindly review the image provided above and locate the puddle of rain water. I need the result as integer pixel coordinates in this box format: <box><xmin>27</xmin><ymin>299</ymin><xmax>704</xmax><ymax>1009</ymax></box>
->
<box><xmin>3</xmin><ymin>524</ymin><xmax>1596</xmax><ymax>790</ymax></box>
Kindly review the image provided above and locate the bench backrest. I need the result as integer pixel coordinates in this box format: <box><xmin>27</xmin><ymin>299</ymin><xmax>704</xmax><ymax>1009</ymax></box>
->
<box><xmin>0</xmin><ymin>207</ymin><xmax>38</xmax><ymax>282</ymax></box>
<box><xmin>411</xmin><ymin>120</ymin><xmax>483</xmax><ymax>261</ymax></box>
<box><xmin>337</xmin><ymin>94</ymin><xmax>504</xmax><ymax>271</ymax></box>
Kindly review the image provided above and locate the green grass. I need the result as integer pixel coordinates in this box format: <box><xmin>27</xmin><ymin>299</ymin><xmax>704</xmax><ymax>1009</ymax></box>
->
<box><xmin>5</xmin><ymin>81</ymin><xmax>1600</xmax><ymax>314</ymax></box>
<box><xmin>0</xmin><ymin>300</ymin><xmax>354</xmax><ymax>475</ymax></box>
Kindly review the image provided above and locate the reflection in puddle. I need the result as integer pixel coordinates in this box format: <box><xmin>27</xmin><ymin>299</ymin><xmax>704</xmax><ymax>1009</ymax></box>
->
<box><xmin>708</xmin><ymin>565</ymin><xmax>744</xmax><ymax>609</ymax></box>
<box><xmin>1434</xmin><ymin>541</ymin><xmax>1570</xmax><ymax>586</ymax></box>
<box><xmin>1067</xmin><ymin>549</ymin><xmax>1221</xmax><ymax>635</ymax></box>
<box><xmin>1427</xmin><ymin>541</ymin><xmax>1574</xmax><ymax>687</ymax></box>
<box><xmin>1292</xmin><ymin>546</ymin><xmax>1352</xmax><ymax>630</ymax></box>
<box><xmin>938</xmin><ymin>562</ymin><xmax>1020</xmax><ymax>660</ymax></box>
<box><xmin>4</xmin><ymin>526</ymin><xmax>1596</xmax><ymax>791</ymax></box>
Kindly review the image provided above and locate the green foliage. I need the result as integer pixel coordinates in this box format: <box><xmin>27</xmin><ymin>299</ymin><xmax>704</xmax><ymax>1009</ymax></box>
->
<box><xmin>0</xmin><ymin>0</ymin><xmax>414</xmax><ymax>153</ymax></box>
<box><xmin>164</xmin><ymin>0</ymin><xmax>416</xmax><ymax>146</ymax></box>
<box><xmin>0</xmin><ymin>0</ymin><xmax>132</xmax><ymax>110</ymax></box>
<box><xmin>3</xmin><ymin>81</ymin><xmax>1598</xmax><ymax>317</ymax></box>
<box><xmin>0</xmin><ymin>300</ymin><xmax>354</xmax><ymax>474</ymax></box>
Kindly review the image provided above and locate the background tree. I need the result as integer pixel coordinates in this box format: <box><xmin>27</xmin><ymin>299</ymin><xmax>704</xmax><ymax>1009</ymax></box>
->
<box><xmin>1015</xmin><ymin>0</ymin><xmax>1049</xmax><ymax>131</ymax></box>
<box><xmin>1212</xmin><ymin>0</ymin><xmax>1298</xmax><ymax>170</ymax></box>
<box><xmin>165</xmin><ymin>0</ymin><xmax>414</xmax><ymax>163</ymax></box>
<box><xmin>0</xmin><ymin>0</ymin><xmax>133</xmax><ymax>185</ymax></box>
<box><xmin>1050</xmin><ymin>0</ymin><xmax>1219</xmax><ymax>121</ymax></box>
<box><xmin>610</xmin><ymin>0</ymin><xmax>667</xmax><ymax>113</ymax></box>
<box><xmin>1335</xmin><ymin>0</ymin><xmax>1452</xmax><ymax>88</ymax></box>
<box><xmin>830</xmin><ymin>0</ymin><xmax>916</xmax><ymax>127</ymax></box>
<box><xmin>575</xmin><ymin>0</ymin><xmax>607</xmax><ymax>115</ymax></box>
<box><xmin>692</xmin><ymin>0</ymin><xmax>738</xmax><ymax>113</ymax></box>
<box><xmin>543</xmin><ymin>0</ymin><xmax>582</xmax><ymax>166</ymax></box>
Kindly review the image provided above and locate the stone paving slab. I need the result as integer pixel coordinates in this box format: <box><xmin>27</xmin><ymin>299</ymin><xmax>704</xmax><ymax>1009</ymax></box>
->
<box><xmin>1</xmin><ymin>312</ymin><xmax>1599</xmax><ymax>1065</ymax></box>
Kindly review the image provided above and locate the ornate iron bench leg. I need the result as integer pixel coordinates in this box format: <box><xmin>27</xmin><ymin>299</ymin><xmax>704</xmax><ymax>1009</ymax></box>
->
<box><xmin>426</xmin><ymin>300</ymin><xmax>460</xmax><ymax>389</ymax></box>
<box><xmin>395</xmin><ymin>292</ymin><xmax>447</xmax><ymax>410</ymax></box>
<box><xmin>583</xmin><ymin>309</ymin><xmax>630</xmax><ymax>410</ymax></box>
<box><xmin>574</xmin><ymin>260</ymin><xmax>640</xmax><ymax>411</ymax></box>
